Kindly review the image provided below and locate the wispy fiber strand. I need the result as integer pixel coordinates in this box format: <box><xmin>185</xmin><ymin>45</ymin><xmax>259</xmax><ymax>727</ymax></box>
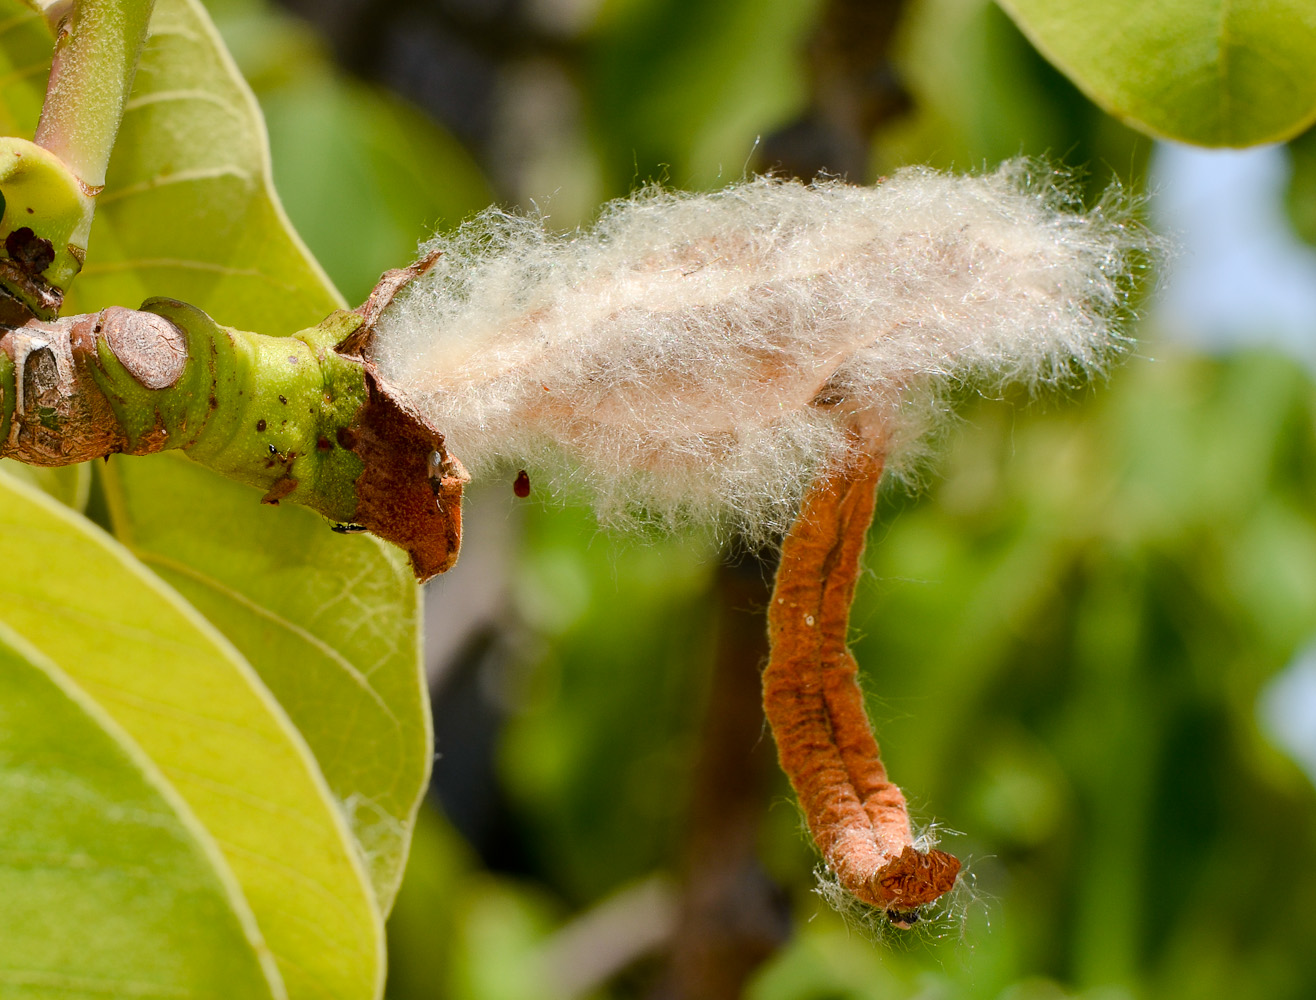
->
<box><xmin>370</xmin><ymin>161</ymin><xmax>1145</xmax><ymax>539</ymax></box>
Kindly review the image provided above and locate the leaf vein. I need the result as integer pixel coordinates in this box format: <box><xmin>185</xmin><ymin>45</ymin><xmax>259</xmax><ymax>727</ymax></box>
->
<box><xmin>139</xmin><ymin>552</ymin><xmax>401</xmax><ymax>727</ymax></box>
<box><xmin>0</xmin><ymin>969</ymin><xmax>187</xmax><ymax>998</ymax></box>
<box><xmin>99</xmin><ymin>165</ymin><xmax>256</xmax><ymax>205</ymax></box>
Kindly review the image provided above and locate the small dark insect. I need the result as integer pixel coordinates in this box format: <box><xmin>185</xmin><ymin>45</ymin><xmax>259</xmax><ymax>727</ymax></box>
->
<box><xmin>268</xmin><ymin>443</ymin><xmax>278</xmax><ymax>455</ymax></box>
<box><xmin>331</xmin><ymin>523</ymin><xmax>369</xmax><ymax>534</ymax></box>
<box><xmin>278</xmin><ymin>394</ymin><xmax>288</xmax><ymax>404</ymax></box>
<box><xmin>256</xmin><ymin>418</ymin><xmax>266</xmax><ymax>432</ymax></box>
<box><xmin>513</xmin><ymin>469</ymin><xmax>531</xmax><ymax>498</ymax></box>
<box><xmin>886</xmin><ymin>909</ymin><xmax>920</xmax><ymax>930</ymax></box>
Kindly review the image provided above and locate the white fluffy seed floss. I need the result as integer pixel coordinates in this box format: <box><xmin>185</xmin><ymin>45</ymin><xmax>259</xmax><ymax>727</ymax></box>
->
<box><xmin>368</xmin><ymin>161</ymin><xmax>1146</xmax><ymax>539</ymax></box>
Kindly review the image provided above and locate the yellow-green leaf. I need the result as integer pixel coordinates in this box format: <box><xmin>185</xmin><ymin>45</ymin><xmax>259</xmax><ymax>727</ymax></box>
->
<box><xmin>0</xmin><ymin>0</ymin><xmax>433</xmax><ymax>914</ymax></box>
<box><xmin>103</xmin><ymin>450</ymin><xmax>431</xmax><ymax>913</ymax></box>
<box><xmin>0</xmin><ymin>469</ymin><xmax>384</xmax><ymax>1000</ymax></box>
<box><xmin>998</xmin><ymin>0</ymin><xmax>1316</xmax><ymax>147</ymax></box>
<box><xmin>0</xmin><ymin>0</ymin><xmax>340</xmax><ymax>329</ymax></box>
<box><xmin>67</xmin><ymin>0</ymin><xmax>342</xmax><ymax>330</ymax></box>
<box><xmin>0</xmin><ymin>622</ymin><xmax>283</xmax><ymax>1000</ymax></box>
<box><xmin>0</xmin><ymin>459</ymin><xmax>89</xmax><ymax>509</ymax></box>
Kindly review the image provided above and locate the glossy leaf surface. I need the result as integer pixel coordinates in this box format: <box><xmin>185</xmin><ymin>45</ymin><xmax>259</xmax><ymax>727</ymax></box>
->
<box><xmin>0</xmin><ymin>470</ymin><xmax>384</xmax><ymax>1000</ymax></box>
<box><xmin>999</xmin><ymin>0</ymin><xmax>1316</xmax><ymax>146</ymax></box>
<box><xmin>104</xmin><ymin>451</ymin><xmax>430</xmax><ymax>912</ymax></box>
<box><xmin>0</xmin><ymin>622</ymin><xmax>283</xmax><ymax>1000</ymax></box>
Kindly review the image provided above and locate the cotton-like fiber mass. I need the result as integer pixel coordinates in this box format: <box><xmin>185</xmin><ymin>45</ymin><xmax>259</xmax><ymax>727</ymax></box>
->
<box><xmin>369</xmin><ymin>162</ymin><xmax>1145</xmax><ymax>539</ymax></box>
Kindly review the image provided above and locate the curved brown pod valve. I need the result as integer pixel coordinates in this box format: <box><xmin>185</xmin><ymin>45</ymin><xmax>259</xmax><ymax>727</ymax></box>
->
<box><xmin>763</xmin><ymin>449</ymin><xmax>960</xmax><ymax>924</ymax></box>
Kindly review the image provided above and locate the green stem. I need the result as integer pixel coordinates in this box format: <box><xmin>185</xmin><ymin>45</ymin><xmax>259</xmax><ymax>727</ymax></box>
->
<box><xmin>0</xmin><ymin>1</ymin><xmax>154</xmax><ymax>319</ymax></box>
<box><xmin>0</xmin><ymin>298</ymin><xmax>468</xmax><ymax>580</ymax></box>
<box><xmin>33</xmin><ymin>0</ymin><xmax>156</xmax><ymax>193</ymax></box>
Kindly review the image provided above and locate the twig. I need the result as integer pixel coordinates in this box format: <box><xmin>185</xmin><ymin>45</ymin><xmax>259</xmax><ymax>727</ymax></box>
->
<box><xmin>654</xmin><ymin>552</ymin><xmax>790</xmax><ymax>998</ymax></box>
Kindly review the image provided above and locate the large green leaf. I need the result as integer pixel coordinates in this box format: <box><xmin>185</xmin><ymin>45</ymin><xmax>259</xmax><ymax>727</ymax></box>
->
<box><xmin>66</xmin><ymin>0</ymin><xmax>343</xmax><ymax>331</ymax></box>
<box><xmin>0</xmin><ymin>469</ymin><xmax>384</xmax><ymax>1000</ymax></box>
<box><xmin>0</xmin><ymin>459</ymin><xmax>89</xmax><ymax>509</ymax></box>
<box><xmin>203</xmin><ymin>0</ymin><xmax>493</xmax><ymax>306</ymax></box>
<box><xmin>997</xmin><ymin>0</ymin><xmax>1316</xmax><ymax>147</ymax></box>
<box><xmin>103</xmin><ymin>450</ymin><xmax>430</xmax><ymax>913</ymax></box>
<box><xmin>0</xmin><ymin>0</ymin><xmax>433</xmax><ymax>914</ymax></box>
<box><xmin>0</xmin><ymin>0</ymin><xmax>340</xmax><ymax>329</ymax></box>
<box><xmin>0</xmin><ymin>622</ymin><xmax>283</xmax><ymax>1000</ymax></box>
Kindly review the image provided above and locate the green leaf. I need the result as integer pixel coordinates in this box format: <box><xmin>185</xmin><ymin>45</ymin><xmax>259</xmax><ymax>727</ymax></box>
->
<box><xmin>0</xmin><ymin>0</ymin><xmax>433</xmax><ymax>913</ymax></box>
<box><xmin>1286</xmin><ymin>125</ymin><xmax>1316</xmax><ymax>245</ymax></box>
<box><xmin>204</xmin><ymin>0</ymin><xmax>492</xmax><ymax>306</ymax></box>
<box><xmin>997</xmin><ymin>0</ymin><xmax>1316</xmax><ymax>147</ymax></box>
<box><xmin>83</xmin><ymin>0</ymin><xmax>336</xmax><ymax>324</ymax></box>
<box><xmin>0</xmin><ymin>469</ymin><xmax>384</xmax><ymax>1000</ymax></box>
<box><xmin>0</xmin><ymin>459</ymin><xmax>90</xmax><ymax>509</ymax></box>
<box><xmin>0</xmin><ymin>622</ymin><xmax>283</xmax><ymax>1000</ymax></box>
<box><xmin>65</xmin><ymin>0</ymin><xmax>342</xmax><ymax>330</ymax></box>
<box><xmin>0</xmin><ymin>0</ymin><xmax>340</xmax><ymax>330</ymax></box>
<box><xmin>103</xmin><ymin>450</ymin><xmax>431</xmax><ymax>913</ymax></box>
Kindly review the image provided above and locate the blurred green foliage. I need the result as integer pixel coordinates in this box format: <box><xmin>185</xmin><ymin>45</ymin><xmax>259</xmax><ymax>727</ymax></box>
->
<box><xmin>212</xmin><ymin>0</ymin><xmax>1316</xmax><ymax>997</ymax></box>
<box><xmin>208</xmin><ymin>0</ymin><xmax>492</xmax><ymax>305</ymax></box>
<box><xmin>588</xmin><ymin>0</ymin><xmax>820</xmax><ymax>189</ymax></box>
<box><xmin>1287</xmin><ymin>125</ymin><xmax>1316</xmax><ymax>247</ymax></box>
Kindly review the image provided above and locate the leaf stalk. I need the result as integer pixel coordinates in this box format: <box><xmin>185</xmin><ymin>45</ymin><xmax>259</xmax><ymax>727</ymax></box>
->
<box><xmin>34</xmin><ymin>0</ymin><xmax>156</xmax><ymax>192</ymax></box>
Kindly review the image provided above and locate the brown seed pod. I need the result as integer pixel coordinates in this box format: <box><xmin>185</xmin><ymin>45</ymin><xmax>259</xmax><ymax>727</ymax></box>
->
<box><xmin>763</xmin><ymin>449</ymin><xmax>960</xmax><ymax>916</ymax></box>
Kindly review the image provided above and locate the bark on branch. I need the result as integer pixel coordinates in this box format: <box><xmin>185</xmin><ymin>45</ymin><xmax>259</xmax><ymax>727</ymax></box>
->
<box><xmin>0</xmin><ymin>295</ymin><xmax>466</xmax><ymax>580</ymax></box>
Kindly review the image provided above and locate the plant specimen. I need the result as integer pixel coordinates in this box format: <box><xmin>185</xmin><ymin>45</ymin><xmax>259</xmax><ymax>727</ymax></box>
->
<box><xmin>360</xmin><ymin>169</ymin><xmax>1142</xmax><ymax>920</ymax></box>
<box><xmin>0</xmin><ymin>1</ymin><xmax>1166</xmax><ymax>992</ymax></box>
<box><xmin>3</xmin><ymin>120</ymin><xmax>1141</xmax><ymax>923</ymax></box>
